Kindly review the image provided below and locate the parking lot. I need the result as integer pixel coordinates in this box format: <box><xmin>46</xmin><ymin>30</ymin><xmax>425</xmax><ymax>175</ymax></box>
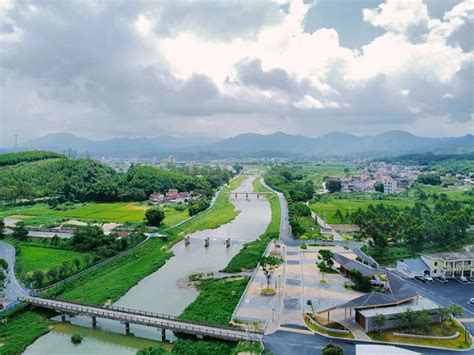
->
<box><xmin>389</xmin><ymin>270</ymin><xmax>474</xmax><ymax>333</ymax></box>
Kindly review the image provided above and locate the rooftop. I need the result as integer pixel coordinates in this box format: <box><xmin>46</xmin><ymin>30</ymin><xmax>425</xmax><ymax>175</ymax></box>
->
<box><xmin>424</xmin><ymin>251</ymin><xmax>474</xmax><ymax>261</ymax></box>
<box><xmin>333</xmin><ymin>253</ymin><xmax>382</xmax><ymax>277</ymax></box>
<box><xmin>400</xmin><ymin>258</ymin><xmax>429</xmax><ymax>271</ymax></box>
<box><xmin>359</xmin><ymin>297</ymin><xmax>439</xmax><ymax>317</ymax></box>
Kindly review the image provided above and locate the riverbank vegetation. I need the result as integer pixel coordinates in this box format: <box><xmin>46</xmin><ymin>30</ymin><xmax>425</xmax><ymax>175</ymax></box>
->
<box><xmin>223</xmin><ymin>178</ymin><xmax>281</xmax><ymax>272</ymax></box>
<box><xmin>179</xmin><ymin>276</ymin><xmax>249</xmax><ymax>326</ymax></box>
<box><xmin>0</xmin><ymin>306</ymin><xmax>51</xmax><ymax>354</ymax></box>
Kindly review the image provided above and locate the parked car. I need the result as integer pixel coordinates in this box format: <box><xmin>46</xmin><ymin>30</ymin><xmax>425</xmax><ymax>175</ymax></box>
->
<box><xmin>424</xmin><ymin>275</ymin><xmax>434</xmax><ymax>282</ymax></box>
<box><xmin>434</xmin><ymin>275</ymin><xmax>448</xmax><ymax>283</ymax></box>
<box><xmin>456</xmin><ymin>275</ymin><xmax>468</xmax><ymax>283</ymax></box>
<box><xmin>415</xmin><ymin>275</ymin><xmax>426</xmax><ymax>283</ymax></box>
<box><xmin>468</xmin><ymin>298</ymin><xmax>474</xmax><ymax>306</ymax></box>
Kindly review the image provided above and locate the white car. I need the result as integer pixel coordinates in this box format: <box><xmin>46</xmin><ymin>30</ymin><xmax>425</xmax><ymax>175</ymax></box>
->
<box><xmin>424</xmin><ymin>275</ymin><xmax>434</xmax><ymax>282</ymax></box>
<box><xmin>459</xmin><ymin>275</ymin><xmax>468</xmax><ymax>283</ymax></box>
<box><xmin>468</xmin><ymin>298</ymin><xmax>474</xmax><ymax>306</ymax></box>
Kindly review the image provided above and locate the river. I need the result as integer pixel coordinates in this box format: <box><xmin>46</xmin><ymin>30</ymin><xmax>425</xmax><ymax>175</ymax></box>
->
<box><xmin>24</xmin><ymin>176</ymin><xmax>271</xmax><ymax>354</ymax></box>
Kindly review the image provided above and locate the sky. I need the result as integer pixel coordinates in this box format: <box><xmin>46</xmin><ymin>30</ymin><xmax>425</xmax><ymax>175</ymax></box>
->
<box><xmin>0</xmin><ymin>0</ymin><xmax>473</xmax><ymax>145</ymax></box>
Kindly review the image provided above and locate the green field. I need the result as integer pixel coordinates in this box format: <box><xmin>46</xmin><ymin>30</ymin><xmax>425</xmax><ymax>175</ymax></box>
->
<box><xmin>44</xmin><ymin>187</ymin><xmax>240</xmax><ymax>304</ymax></box>
<box><xmin>0</xmin><ymin>202</ymin><xmax>189</xmax><ymax>226</ymax></box>
<box><xmin>14</xmin><ymin>242</ymin><xmax>90</xmax><ymax>278</ymax></box>
<box><xmin>310</xmin><ymin>185</ymin><xmax>473</xmax><ymax>224</ymax></box>
<box><xmin>310</xmin><ymin>195</ymin><xmax>416</xmax><ymax>224</ymax></box>
<box><xmin>304</xmin><ymin>162</ymin><xmax>358</xmax><ymax>185</ymax></box>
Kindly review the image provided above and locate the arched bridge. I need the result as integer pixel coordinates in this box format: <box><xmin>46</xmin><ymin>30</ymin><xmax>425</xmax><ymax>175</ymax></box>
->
<box><xmin>19</xmin><ymin>296</ymin><xmax>262</xmax><ymax>342</ymax></box>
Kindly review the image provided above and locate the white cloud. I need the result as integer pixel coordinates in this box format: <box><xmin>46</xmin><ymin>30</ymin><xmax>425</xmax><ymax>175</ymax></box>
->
<box><xmin>0</xmin><ymin>0</ymin><xmax>473</xmax><ymax>144</ymax></box>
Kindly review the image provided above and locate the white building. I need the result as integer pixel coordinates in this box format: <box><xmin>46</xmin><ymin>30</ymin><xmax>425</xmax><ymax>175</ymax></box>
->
<box><xmin>383</xmin><ymin>178</ymin><xmax>397</xmax><ymax>194</ymax></box>
<box><xmin>422</xmin><ymin>251</ymin><xmax>474</xmax><ymax>278</ymax></box>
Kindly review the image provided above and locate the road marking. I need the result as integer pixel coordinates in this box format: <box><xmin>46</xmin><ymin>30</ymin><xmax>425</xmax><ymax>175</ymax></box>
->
<box><xmin>458</xmin><ymin>318</ymin><xmax>474</xmax><ymax>322</ymax></box>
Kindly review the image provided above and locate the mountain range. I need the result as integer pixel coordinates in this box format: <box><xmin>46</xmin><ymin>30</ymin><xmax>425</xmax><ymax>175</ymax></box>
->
<box><xmin>14</xmin><ymin>131</ymin><xmax>474</xmax><ymax>158</ymax></box>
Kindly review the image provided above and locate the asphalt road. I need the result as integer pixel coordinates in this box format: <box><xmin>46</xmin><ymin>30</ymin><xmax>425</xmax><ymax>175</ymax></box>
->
<box><xmin>263</xmin><ymin>328</ymin><xmax>471</xmax><ymax>355</ymax></box>
<box><xmin>388</xmin><ymin>270</ymin><xmax>474</xmax><ymax>334</ymax></box>
<box><xmin>0</xmin><ymin>241</ymin><xmax>28</xmax><ymax>300</ymax></box>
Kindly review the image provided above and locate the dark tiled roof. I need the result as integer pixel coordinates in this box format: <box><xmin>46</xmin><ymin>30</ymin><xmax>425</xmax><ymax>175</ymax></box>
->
<box><xmin>332</xmin><ymin>253</ymin><xmax>381</xmax><ymax>277</ymax></box>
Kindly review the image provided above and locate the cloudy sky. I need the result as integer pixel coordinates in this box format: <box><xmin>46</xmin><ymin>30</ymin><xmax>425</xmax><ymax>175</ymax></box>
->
<box><xmin>0</xmin><ymin>0</ymin><xmax>473</xmax><ymax>145</ymax></box>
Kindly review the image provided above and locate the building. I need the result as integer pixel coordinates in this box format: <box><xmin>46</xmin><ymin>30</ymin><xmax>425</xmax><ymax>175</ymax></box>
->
<box><xmin>356</xmin><ymin>297</ymin><xmax>440</xmax><ymax>332</ymax></box>
<box><xmin>383</xmin><ymin>178</ymin><xmax>397</xmax><ymax>194</ymax></box>
<box><xmin>422</xmin><ymin>251</ymin><xmax>474</xmax><ymax>278</ymax></box>
<box><xmin>149</xmin><ymin>189</ymin><xmax>193</xmax><ymax>205</ymax></box>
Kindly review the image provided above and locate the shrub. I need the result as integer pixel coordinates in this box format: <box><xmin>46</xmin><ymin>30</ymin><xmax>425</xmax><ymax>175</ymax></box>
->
<box><xmin>71</xmin><ymin>333</ymin><xmax>83</xmax><ymax>344</ymax></box>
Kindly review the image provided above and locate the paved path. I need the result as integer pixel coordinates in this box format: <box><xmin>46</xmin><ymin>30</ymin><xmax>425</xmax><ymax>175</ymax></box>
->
<box><xmin>21</xmin><ymin>296</ymin><xmax>262</xmax><ymax>342</ymax></box>
<box><xmin>0</xmin><ymin>241</ymin><xmax>28</xmax><ymax>300</ymax></box>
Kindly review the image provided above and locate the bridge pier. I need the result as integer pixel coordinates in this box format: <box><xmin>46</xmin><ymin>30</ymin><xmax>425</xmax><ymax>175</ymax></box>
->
<box><xmin>61</xmin><ymin>314</ymin><xmax>66</xmax><ymax>322</ymax></box>
<box><xmin>246</xmin><ymin>193</ymin><xmax>248</xmax><ymax>198</ymax></box>
<box><xmin>125</xmin><ymin>322</ymin><xmax>130</xmax><ymax>334</ymax></box>
<box><xmin>161</xmin><ymin>328</ymin><xmax>166</xmax><ymax>342</ymax></box>
<box><xmin>204</xmin><ymin>237</ymin><xmax>209</xmax><ymax>248</ymax></box>
<box><xmin>92</xmin><ymin>316</ymin><xmax>97</xmax><ymax>328</ymax></box>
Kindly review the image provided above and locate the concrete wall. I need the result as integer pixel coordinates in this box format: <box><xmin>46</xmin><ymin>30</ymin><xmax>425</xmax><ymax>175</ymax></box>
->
<box><xmin>361</xmin><ymin>309</ymin><xmax>441</xmax><ymax>333</ymax></box>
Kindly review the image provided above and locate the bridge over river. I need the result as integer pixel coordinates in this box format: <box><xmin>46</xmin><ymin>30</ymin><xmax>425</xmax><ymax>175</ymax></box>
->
<box><xmin>20</xmin><ymin>296</ymin><xmax>263</xmax><ymax>342</ymax></box>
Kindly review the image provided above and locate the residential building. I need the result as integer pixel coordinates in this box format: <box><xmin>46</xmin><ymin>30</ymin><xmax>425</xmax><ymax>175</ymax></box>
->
<box><xmin>149</xmin><ymin>189</ymin><xmax>193</xmax><ymax>205</ymax></box>
<box><xmin>383</xmin><ymin>178</ymin><xmax>397</xmax><ymax>194</ymax></box>
<box><xmin>421</xmin><ymin>251</ymin><xmax>474</xmax><ymax>278</ymax></box>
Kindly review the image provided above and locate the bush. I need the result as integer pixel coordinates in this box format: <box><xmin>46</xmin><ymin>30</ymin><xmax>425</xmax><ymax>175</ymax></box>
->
<box><xmin>322</xmin><ymin>343</ymin><xmax>343</xmax><ymax>355</ymax></box>
<box><xmin>71</xmin><ymin>333</ymin><xmax>83</xmax><ymax>344</ymax></box>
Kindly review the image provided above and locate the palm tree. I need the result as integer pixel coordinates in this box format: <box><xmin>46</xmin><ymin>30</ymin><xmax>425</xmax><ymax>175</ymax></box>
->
<box><xmin>306</xmin><ymin>300</ymin><xmax>315</xmax><ymax>315</ymax></box>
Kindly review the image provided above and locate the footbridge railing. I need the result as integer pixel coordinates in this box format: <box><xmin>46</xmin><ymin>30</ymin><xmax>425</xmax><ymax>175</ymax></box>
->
<box><xmin>19</xmin><ymin>296</ymin><xmax>263</xmax><ymax>342</ymax></box>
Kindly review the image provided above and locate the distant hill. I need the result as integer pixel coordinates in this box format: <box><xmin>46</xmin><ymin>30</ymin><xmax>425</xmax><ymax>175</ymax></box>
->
<box><xmin>197</xmin><ymin>131</ymin><xmax>474</xmax><ymax>157</ymax></box>
<box><xmin>21</xmin><ymin>133</ymin><xmax>219</xmax><ymax>157</ymax></box>
<box><xmin>17</xmin><ymin>131</ymin><xmax>474</xmax><ymax>157</ymax></box>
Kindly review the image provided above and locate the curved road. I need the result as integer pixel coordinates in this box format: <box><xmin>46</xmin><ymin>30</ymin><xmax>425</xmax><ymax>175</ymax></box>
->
<box><xmin>0</xmin><ymin>241</ymin><xmax>28</xmax><ymax>300</ymax></box>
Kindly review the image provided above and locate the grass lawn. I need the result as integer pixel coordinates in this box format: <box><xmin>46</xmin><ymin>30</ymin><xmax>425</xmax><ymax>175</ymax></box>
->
<box><xmin>229</xmin><ymin>175</ymin><xmax>247</xmax><ymax>190</ymax></box>
<box><xmin>304</xmin><ymin>163</ymin><xmax>358</xmax><ymax>185</ymax></box>
<box><xmin>310</xmin><ymin>195</ymin><xmax>417</xmax><ymax>224</ymax></box>
<box><xmin>369</xmin><ymin>321</ymin><xmax>471</xmax><ymax>350</ymax></box>
<box><xmin>13</xmin><ymin>241</ymin><xmax>90</xmax><ymax>279</ymax></box>
<box><xmin>168</xmin><ymin>186</ymin><xmax>240</xmax><ymax>237</ymax></box>
<box><xmin>223</xmin><ymin>178</ymin><xmax>281</xmax><ymax>272</ymax></box>
<box><xmin>304</xmin><ymin>314</ymin><xmax>354</xmax><ymax>339</ymax></box>
<box><xmin>0</xmin><ymin>308</ymin><xmax>51</xmax><ymax>354</ymax></box>
<box><xmin>0</xmin><ymin>202</ymin><xmax>191</xmax><ymax>227</ymax></box>
<box><xmin>43</xmin><ymin>238</ymin><xmax>172</xmax><ymax>304</ymax></box>
<box><xmin>179</xmin><ymin>277</ymin><xmax>250</xmax><ymax>326</ymax></box>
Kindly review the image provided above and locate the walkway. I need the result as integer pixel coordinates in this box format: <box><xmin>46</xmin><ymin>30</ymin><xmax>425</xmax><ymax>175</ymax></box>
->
<box><xmin>0</xmin><ymin>242</ymin><xmax>28</xmax><ymax>300</ymax></box>
<box><xmin>20</xmin><ymin>296</ymin><xmax>262</xmax><ymax>342</ymax></box>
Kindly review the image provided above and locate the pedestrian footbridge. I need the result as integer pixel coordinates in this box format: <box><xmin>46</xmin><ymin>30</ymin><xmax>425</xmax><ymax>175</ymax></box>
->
<box><xmin>19</xmin><ymin>296</ymin><xmax>263</xmax><ymax>342</ymax></box>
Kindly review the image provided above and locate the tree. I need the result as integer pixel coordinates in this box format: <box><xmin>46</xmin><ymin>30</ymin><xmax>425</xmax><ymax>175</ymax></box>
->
<box><xmin>414</xmin><ymin>309</ymin><xmax>432</xmax><ymax>333</ymax></box>
<box><xmin>438</xmin><ymin>307</ymin><xmax>451</xmax><ymax>326</ymax></box>
<box><xmin>12</xmin><ymin>222</ymin><xmax>29</xmax><ymax>241</ymax></box>
<box><xmin>0</xmin><ymin>219</ymin><xmax>4</xmax><ymax>239</ymax></box>
<box><xmin>374</xmin><ymin>182</ymin><xmax>384</xmax><ymax>193</ymax></box>
<box><xmin>322</xmin><ymin>344</ymin><xmax>343</xmax><ymax>355</ymax></box>
<box><xmin>306</xmin><ymin>299</ymin><xmax>315</xmax><ymax>315</ymax></box>
<box><xmin>50</xmin><ymin>234</ymin><xmax>60</xmax><ymax>246</ymax></box>
<box><xmin>32</xmin><ymin>271</ymin><xmax>45</xmax><ymax>287</ymax></box>
<box><xmin>348</xmin><ymin>269</ymin><xmax>371</xmax><ymax>292</ymax></box>
<box><xmin>71</xmin><ymin>333</ymin><xmax>83</xmax><ymax>344</ymax></box>
<box><xmin>334</xmin><ymin>209</ymin><xmax>344</xmax><ymax>222</ymax></box>
<box><xmin>0</xmin><ymin>258</ymin><xmax>8</xmax><ymax>270</ymax></box>
<box><xmin>260</xmin><ymin>256</ymin><xmax>283</xmax><ymax>290</ymax></box>
<box><xmin>325</xmin><ymin>179</ymin><xmax>342</xmax><ymax>193</ymax></box>
<box><xmin>374</xmin><ymin>313</ymin><xmax>387</xmax><ymax>333</ymax></box>
<box><xmin>416</xmin><ymin>174</ymin><xmax>442</xmax><ymax>185</ymax></box>
<box><xmin>47</xmin><ymin>268</ymin><xmax>59</xmax><ymax>282</ymax></box>
<box><xmin>145</xmin><ymin>208</ymin><xmax>165</xmax><ymax>227</ymax></box>
<box><xmin>447</xmin><ymin>304</ymin><xmax>464</xmax><ymax>318</ymax></box>
<box><xmin>397</xmin><ymin>308</ymin><xmax>417</xmax><ymax>331</ymax></box>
